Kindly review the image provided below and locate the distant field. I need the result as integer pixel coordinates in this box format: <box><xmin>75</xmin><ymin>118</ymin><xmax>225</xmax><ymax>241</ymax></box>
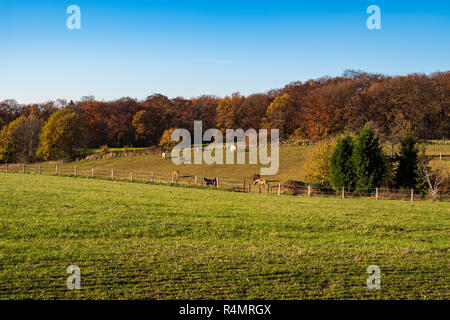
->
<box><xmin>65</xmin><ymin>145</ymin><xmax>310</xmax><ymax>182</ymax></box>
<box><xmin>0</xmin><ymin>173</ymin><xmax>448</xmax><ymax>299</ymax></box>
<box><xmin>424</xmin><ymin>144</ymin><xmax>450</xmax><ymax>156</ymax></box>
<box><xmin>53</xmin><ymin>144</ymin><xmax>450</xmax><ymax>183</ymax></box>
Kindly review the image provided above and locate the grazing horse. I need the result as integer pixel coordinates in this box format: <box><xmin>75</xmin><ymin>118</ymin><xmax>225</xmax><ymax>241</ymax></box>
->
<box><xmin>253</xmin><ymin>179</ymin><xmax>267</xmax><ymax>186</ymax></box>
<box><xmin>204</xmin><ymin>177</ymin><xmax>217</xmax><ymax>186</ymax></box>
<box><xmin>252</xmin><ymin>174</ymin><xmax>261</xmax><ymax>182</ymax></box>
<box><xmin>173</xmin><ymin>170</ymin><xmax>179</xmax><ymax>180</ymax></box>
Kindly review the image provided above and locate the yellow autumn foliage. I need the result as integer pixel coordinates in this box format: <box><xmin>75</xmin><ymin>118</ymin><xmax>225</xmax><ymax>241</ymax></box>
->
<box><xmin>302</xmin><ymin>138</ymin><xmax>336</xmax><ymax>187</ymax></box>
<box><xmin>159</xmin><ymin>128</ymin><xmax>178</xmax><ymax>149</ymax></box>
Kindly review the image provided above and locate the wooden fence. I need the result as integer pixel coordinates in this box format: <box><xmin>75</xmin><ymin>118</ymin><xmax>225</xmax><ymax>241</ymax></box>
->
<box><xmin>0</xmin><ymin>163</ymin><xmax>448</xmax><ymax>201</ymax></box>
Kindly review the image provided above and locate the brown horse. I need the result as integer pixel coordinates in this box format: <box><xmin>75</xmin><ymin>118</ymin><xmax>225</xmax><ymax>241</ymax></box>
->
<box><xmin>204</xmin><ymin>177</ymin><xmax>217</xmax><ymax>186</ymax></box>
<box><xmin>253</xmin><ymin>179</ymin><xmax>267</xmax><ymax>186</ymax></box>
<box><xmin>252</xmin><ymin>174</ymin><xmax>261</xmax><ymax>182</ymax></box>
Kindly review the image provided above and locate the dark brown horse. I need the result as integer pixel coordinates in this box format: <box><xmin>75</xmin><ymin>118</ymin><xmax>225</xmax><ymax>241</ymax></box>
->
<box><xmin>252</xmin><ymin>174</ymin><xmax>261</xmax><ymax>182</ymax></box>
<box><xmin>204</xmin><ymin>177</ymin><xmax>217</xmax><ymax>186</ymax></box>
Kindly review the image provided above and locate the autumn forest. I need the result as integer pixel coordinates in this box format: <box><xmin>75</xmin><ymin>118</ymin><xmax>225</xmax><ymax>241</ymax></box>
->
<box><xmin>0</xmin><ymin>70</ymin><xmax>449</xmax><ymax>162</ymax></box>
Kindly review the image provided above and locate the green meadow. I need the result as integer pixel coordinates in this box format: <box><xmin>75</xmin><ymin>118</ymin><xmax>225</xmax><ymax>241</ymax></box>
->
<box><xmin>0</xmin><ymin>173</ymin><xmax>448</xmax><ymax>299</ymax></box>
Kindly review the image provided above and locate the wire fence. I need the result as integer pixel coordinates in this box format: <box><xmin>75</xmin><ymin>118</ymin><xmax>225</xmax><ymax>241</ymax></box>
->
<box><xmin>1</xmin><ymin>163</ymin><xmax>449</xmax><ymax>201</ymax></box>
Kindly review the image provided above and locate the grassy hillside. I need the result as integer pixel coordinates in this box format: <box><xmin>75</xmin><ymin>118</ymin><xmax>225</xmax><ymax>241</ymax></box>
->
<box><xmin>66</xmin><ymin>145</ymin><xmax>310</xmax><ymax>182</ymax></box>
<box><xmin>56</xmin><ymin>144</ymin><xmax>450</xmax><ymax>183</ymax></box>
<box><xmin>0</xmin><ymin>173</ymin><xmax>448</xmax><ymax>299</ymax></box>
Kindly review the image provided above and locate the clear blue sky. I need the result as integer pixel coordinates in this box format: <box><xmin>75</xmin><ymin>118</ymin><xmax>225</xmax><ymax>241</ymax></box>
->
<box><xmin>1</xmin><ymin>0</ymin><xmax>449</xmax><ymax>103</ymax></box>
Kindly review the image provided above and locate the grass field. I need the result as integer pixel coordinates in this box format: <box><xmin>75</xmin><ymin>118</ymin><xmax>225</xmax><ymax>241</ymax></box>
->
<box><xmin>56</xmin><ymin>144</ymin><xmax>450</xmax><ymax>183</ymax></box>
<box><xmin>0</xmin><ymin>173</ymin><xmax>448</xmax><ymax>299</ymax></box>
<box><xmin>65</xmin><ymin>145</ymin><xmax>310</xmax><ymax>182</ymax></box>
<box><xmin>424</xmin><ymin>144</ymin><xmax>450</xmax><ymax>156</ymax></box>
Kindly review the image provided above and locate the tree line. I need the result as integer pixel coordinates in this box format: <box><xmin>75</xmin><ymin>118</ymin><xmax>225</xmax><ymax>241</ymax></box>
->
<box><xmin>0</xmin><ymin>70</ymin><xmax>448</xmax><ymax>163</ymax></box>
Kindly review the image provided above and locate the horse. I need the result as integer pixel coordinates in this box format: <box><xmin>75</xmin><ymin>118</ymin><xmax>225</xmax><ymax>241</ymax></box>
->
<box><xmin>253</xmin><ymin>179</ymin><xmax>267</xmax><ymax>186</ymax></box>
<box><xmin>204</xmin><ymin>177</ymin><xmax>217</xmax><ymax>186</ymax></box>
<box><xmin>173</xmin><ymin>170</ymin><xmax>179</xmax><ymax>180</ymax></box>
<box><xmin>252</xmin><ymin>174</ymin><xmax>261</xmax><ymax>182</ymax></box>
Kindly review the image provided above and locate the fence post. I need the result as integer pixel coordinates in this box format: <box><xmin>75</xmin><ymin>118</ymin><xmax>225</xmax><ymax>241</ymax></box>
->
<box><xmin>259</xmin><ymin>184</ymin><xmax>261</xmax><ymax>194</ymax></box>
<box><xmin>249</xmin><ymin>183</ymin><xmax>251</xmax><ymax>193</ymax></box>
<box><xmin>151</xmin><ymin>171</ymin><xmax>154</xmax><ymax>182</ymax></box>
<box><xmin>216</xmin><ymin>177</ymin><xmax>219</xmax><ymax>188</ymax></box>
<box><xmin>342</xmin><ymin>187</ymin><xmax>345</xmax><ymax>199</ymax></box>
<box><xmin>440</xmin><ymin>153</ymin><xmax>442</xmax><ymax>161</ymax></box>
<box><xmin>195</xmin><ymin>175</ymin><xmax>197</xmax><ymax>185</ymax></box>
<box><xmin>5</xmin><ymin>163</ymin><xmax>8</xmax><ymax>173</ymax></box>
<box><xmin>130</xmin><ymin>171</ymin><xmax>133</xmax><ymax>182</ymax></box>
<box><xmin>278</xmin><ymin>183</ymin><xmax>281</xmax><ymax>196</ymax></box>
<box><xmin>171</xmin><ymin>173</ymin><xmax>174</xmax><ymax>184</ymax></box>
<box><xmin>91</xmin><ymin>168</ymin><xmax>94</xmax><ymax>178</ymax></box>
<box><xmin>376</xmin><ymin>187</ymin><xmax>379</xmax><ymax>200</ymax></box>
<box><xmin>308</xmin><ymin>185</ymin><xmax>311</xmax><ymax>197</ymax></box>
<box><xmin>411</xmin><ymin>189</ymin><xmax>414</xmax><ymax>202</ymax></box>
<box><xmin>111</xmin><ymin>169</ymin><xmax>114</xmax><ymax>180</ymax></box>
<box><xmin>55</xmin><ymin>165</ymin><xmax>58</xmax><ymax>175</ymax></box>
<box><xmin>266</xmin><ymin>182</ymin><xmax>270</xmax><ymax>193</ymax></box>
<box><xmin>74</xmin><ymin>167</ymin><xmax>77</xmax><ymax>176</ymax></box>
<box><xmin>39</xmin><ymin>164</ymin><xmax>42</xmax><ymax>175</ymax></box>
<box><xmin>23</xmin><ymin>164</ymin><xmax>26</xmax><ymax>174</ymax></box>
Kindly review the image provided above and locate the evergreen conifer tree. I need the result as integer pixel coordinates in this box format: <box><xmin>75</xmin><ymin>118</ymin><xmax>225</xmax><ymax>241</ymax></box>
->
<box><xmin>352</xmin><ymin>124</ymin><xmax>385</xmax><ymax>193</ymax></box>
<box><xmin>395</xmin><ymin>129</ymin><xmax>420</xmax><ymax>189</ymax></box>
<box><xmin>330</xmin><ymin>134</ymin><xmax>354</xmax><ymax>192</ymax></box>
